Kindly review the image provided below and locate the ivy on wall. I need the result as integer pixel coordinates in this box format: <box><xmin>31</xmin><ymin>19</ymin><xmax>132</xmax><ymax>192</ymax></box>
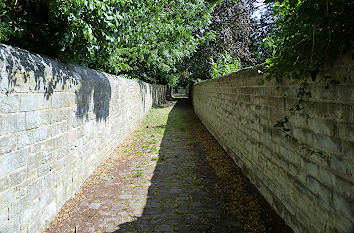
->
<box><xmin>263</xmin><ymin>0</ymin><xmax>353</xmax><ymax>82</ymax></box>
<box><xmin>260</xmin><ymin>0</ymin><xmax>353</xmax><ymax>157</ymax></box>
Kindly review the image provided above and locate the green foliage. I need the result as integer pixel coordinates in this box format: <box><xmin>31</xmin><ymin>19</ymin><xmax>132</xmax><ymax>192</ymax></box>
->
<box><xmin>210</xmin><ymin>51</ymin><xmax>239</xmax><ymax>78</ymax></box>
<box><xmin>249</xmin><ymin>1</ymin><xmax>275</xmax><ymax>65</ymax></box>
<box><xmin>0</xmin><ymin>0</ymin><xmax>214</xmax><ymax>85</ymax></box>
<box><xmin>0</xmin><ymin>2</ymin><xmax>12</xmax><ymax>41</ymax></box>
<box><xmin>264</xmin><ymin>0</ymin><xmax>353</xmax><ymax>81</ymax></box>
<box><xmin>4</xmin><ymin>0</ymin><xmax>350</xmax><ymax>88</ymax></box>
<box><xmin>180</xmin><ymin>0</ymin><xmax>253</xmax><ymax>84</ymax></box>
<box><xmin>0</xmin><ymin>0</ymin><xmax>67</xmax><ymax>56</ymax></box>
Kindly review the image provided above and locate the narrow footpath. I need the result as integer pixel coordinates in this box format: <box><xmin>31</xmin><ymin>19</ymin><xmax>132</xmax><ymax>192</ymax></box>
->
<box><xmin>45</xmin><ymin>99</ymin><xmax>292</xmax><ymax>233</ymax></box>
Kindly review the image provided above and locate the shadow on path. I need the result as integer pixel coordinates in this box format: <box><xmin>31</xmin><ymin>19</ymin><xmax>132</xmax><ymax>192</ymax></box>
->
<box><xmin>115</xmin><ymin>99</ymin><xmax>241</xmax><ymax>232</ymax></box>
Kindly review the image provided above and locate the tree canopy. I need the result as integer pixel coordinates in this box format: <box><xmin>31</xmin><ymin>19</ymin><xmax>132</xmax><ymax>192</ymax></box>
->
<box><xmin>1</xmin><ymin>0</ymin><xmax>353</xmax><ymax>86</ymax></box>
<box><xmin>263</xmin><ymin>0</ymin><xmax>353</xmax><ymax>82</ymax></box>
<box><xmin>0</xmin><ymin>0</ymin><xmax>214</xmax><ymax>85</ymax></box>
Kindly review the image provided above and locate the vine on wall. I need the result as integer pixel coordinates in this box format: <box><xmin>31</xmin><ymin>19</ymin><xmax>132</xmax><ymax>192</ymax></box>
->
<box><xmin>260</xmin><ymin>0</ymin><xmax>353</xmax><ymax>156</ymax></box>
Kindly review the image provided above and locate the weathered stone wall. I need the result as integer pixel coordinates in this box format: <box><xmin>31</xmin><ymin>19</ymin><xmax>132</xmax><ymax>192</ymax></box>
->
<box><xmin>192</xmin><ymin>54</ymin><xmax>354</xmax><ymax>233</ymax></box>
<box><xmin>0</xmin><ymin>44</ymin><xmax>167</xmax><ymax>233</ymax></box>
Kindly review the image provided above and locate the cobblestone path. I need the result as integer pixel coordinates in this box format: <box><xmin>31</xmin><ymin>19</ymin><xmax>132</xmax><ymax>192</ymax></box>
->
<box><xmin>45</xmin><ymin>99</ymin><xmax>242</xmax><ymax>233</ymax></box>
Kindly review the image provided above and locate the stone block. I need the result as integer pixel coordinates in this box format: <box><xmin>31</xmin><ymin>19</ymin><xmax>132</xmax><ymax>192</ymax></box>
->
<box><xmin>48</xmin><ymin>133</ymin><xmax>66</xmax><ymax>150</ymax></box>
<box><xmin>53</xmin><ymin>108</ymin><xmax>68</xmax><ymax>123</ymax></box>
<box><xmin>19</xmin><ymin>199</ymin><xmax>39</xmax><ymax>229</ymax></box>
<box><xmin>0</xmin><ymin>72</ymin><xmax>9</xmax><ymax>93</ymax></box>
<box><xmin>10</xmin><ymin>72</ymin><xmax>36</xmax><ymax>93</ymax></box>
<box><xmin>31</xmin><ymin>140</ymin><xmax>47</xmax><ymax>153</ymax></box>
<box><xmin>40</xmin><ymin>110</ymin><xmax>53</xmax><ymax>125</ymax></box>
<box><xmin>17</xmin><ymin>130</ymin><xmax>33</xmax><ymax>149</ymax></box>
<box><xmin>0</xmin><ymin>148</ymin><xmax>28</xmax><ymax>176</ymax></box>
<box><xmin>334</xmin><ymin>175</ymin><xmax>354</xmax><ymax>199</ymax></box>
<box><xmin>41</xmin><ymin>200</ymin><xmax>56</xmax><ymax>227</ymax></box>
<box><xmin>304</xmin><ymin>101</ymin><xmax>326</xmax><ymax>119</ymax></box>
<box><xmin>7</xmin><ymin>112</ymin><xmax>26</xmax><ymax>133</ymax></box>
<box><xmin>0</xmin><ymin>114</ymin><xmax>6</xmax><ymax>136</ymax></box>
<box><xmin>289</xmin><ymin>114</ymin><xmax>308</xmax><ymax>129</ymax></box>
<box><xmin>62</xmin><ymin>93</ymin><xmax>75</xmax><ymax>107</ymax></box>
<box><xmin>337</xmin><ymin>86</ymin><xmax>354</xmax><ymax>102</ymax></box>
<box><xmin>306</xmin><ymin>176</ymin><xmax>332</xmax><ymax>204</ymax></box>
<box><xmin>0</xmin><ymin>95</ymin><xmax>20</xmax><ymax>114</ymax></box>
<box><xmin>338</xmin><ymin>122</ymin><xmax>354</xmax><ymax>141</ymax></box>
<box><xmin>38</xmin><ymin>190</ymin><xmax>53</xmax><ymax>210</ymax></box>
<box><xmin>52</xmin><ymin>93</ymin><xmax>63</xmax><ymax>109</ymax></box>
<box><xmin>308</xmin><ymin>118</ymin><xmax>335</xmax><ymax>136</ymax></box>
<box><xmin>292</xmin><ymin>127</ymin><xmax>314</xmax><ymax>147</ymax></box>
<box><xmin>342</xmin><ymin>140</ymin><xmax>354</xmax><ymax>160</ymax></box>
<box><xmin>25</xmin><ymin>111</ymin><xmax>41</xmax><ymax>129</ymax></box>
<box><xmin>0</xmin><ymin>187</ymin><xmax>16</xmax><ymax>210</ymax></box>
<box><xmin>0</xmin><ymin>134</ymin><xmax>16</xmax><ymax>154</ymax></box>
<box><xmin>20</xmin><ymin>94</ymin><xmax>40</xmax><ymax>112</ymax></box>
<box><xmin>279</xmin><ymin>146</ymin><xmax>301</xmax><ymax>166</ymax></box>
<box><xmin>33</xmin><ymin>126</ymin><xmax>50</xmax><ymax>143</ymax></box>
<box><xmin>27</xmin><ymin>214</ymin><xmax>41</xmax><ymax>233</ymax></box>
<box><xmin>27</xmin><ymin>178</ymin><xmax>42</xmax><ymax>201</ymax></box>
<box><xmin>327</xmin><ymin>214</ymin><xmax>354</xmax><ymax>233</ymax></box>
<box><xmin>27</xmin><ymin>152</ymin><xmax>41</xmax><ymax>172</ymax></box>
<box><xmin>0</xmin><ymin>205</ymin><xmax>8</xmax><ymax>224</ymax></box>
<box><xmin>15</xmin><ymin>185</ymin><xmax>27</xmax><ymax>199</ymax></box>
<box><xmin>0</xmin><ymin>216</ymin><xmax>20</xmax><ymax>233</ymax></box>
<box><xmin>42</xmin><ymin>148</ymin><xmax>53</xmax><ymax>164</ymax></box>
<box><xmin>8</xmin><ymin>167</ymin><xmax>26</xmax><ymax>187</ymax></box>
<box><xmin>313</xmin><ymin>134</ymin><xmax>342</xmax><ymax>154</ymax></box>
<box><xmin>55</xmin><ymin>155</ymin><xmax>70</xmax><ymax>172</ymax></box>
<box><xmin>8</xmin><ymin>197</ymin><xmax>26</xmax><ymax>219</ymax></box>
<box><xmin>333</xmin><ymin>192</ymin><xmax>354</xmax><ymax>219</ymax></box>
<box><xmin>317</xmin><ymin>166</ymin><xmax>335</xmax><ymax>187</ymax></box>
<box><xmin>51</xmin><ymin>121</ymin><xmax>68</xmax><ymax>137</ymax></box>
<box><xmin>329</xmin><ymin>155</ymin><xmax>348</xmax><ymax>175</ymax></box>
<box><xmin>41</xmin><ymin>171</ymin><xmax>55</xmax><ymax>189</ymax></box>
<box><xmin>0</xmin><ymin>175</ymin><xmax>9</xmax><ymax>193</ymax></box>
<box><xmin>301</xmin><ymin>158</ymin><xmax>319</xmax><ymax>177</ymax></box>
<box><xmin>327</xmin><ymin>103</ymin><xmax>351</xmax><ymax>121</ymax></box>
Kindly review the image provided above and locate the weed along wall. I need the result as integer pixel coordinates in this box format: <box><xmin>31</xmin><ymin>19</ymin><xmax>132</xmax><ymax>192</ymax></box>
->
<box><xmin>0</xmin><ymin>44</ymin><xmax>167</xmax><ymax>233</ymax></box>
<box><xmin>192</xmin><ymin>54</ymin><xmax>354</xmax><ymax>233</ymax></box>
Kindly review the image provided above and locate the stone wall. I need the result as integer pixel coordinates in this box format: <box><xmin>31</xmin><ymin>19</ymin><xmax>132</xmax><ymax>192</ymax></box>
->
<box><xmin>173</xmin><ymin>88</ymin><xmax>187</xmax><ymax>95</ymax></box>
<box><xmin>0</xmin><ymin>44</ymin><xmax>167</xmax><ymax>233</ymax></box>
<box><xmin>192</xmin><ymin>53</ymin><xmax>354</xmax><ymax>233</ymax></box>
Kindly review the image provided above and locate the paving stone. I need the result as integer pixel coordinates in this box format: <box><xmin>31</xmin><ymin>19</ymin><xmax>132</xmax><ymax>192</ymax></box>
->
<box><xmin>118</xmin><ymin>194</ymin><xmax>132</xmax><ymax>199</ymax></box>
<box><xmin>103</xmin><ymin>199</ymin><xmax>113</xmax><ymax>205</ymax></box>
<box><xmin>80</xmin><ymin>200</ymin><xmax>89</xmax><ymax>207</ymax></box>
<box><xmin>88</xmin><ymin>202</ymin><xmax>101</xmax><ymax>209</ymax></box>
<box><xmin>155</xmin><ymin>224</ymin><xmax>174</xmax><ymax>231</ymax></box>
